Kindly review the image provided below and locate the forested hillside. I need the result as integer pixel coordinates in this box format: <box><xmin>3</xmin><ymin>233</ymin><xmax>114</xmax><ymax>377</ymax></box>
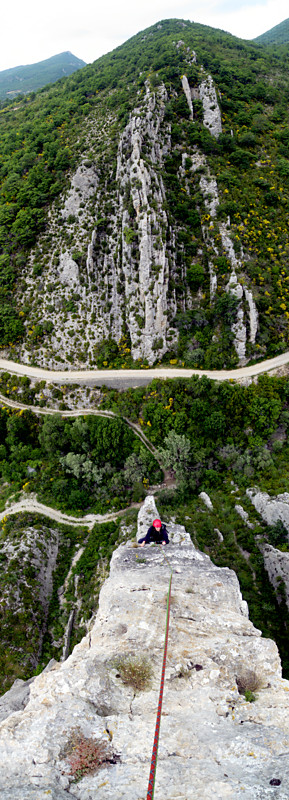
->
<box><xmin>0</xmin><ymin>52</ymin><xmax>86</xmax><ymax>102</ymax></box>
<box><xmin>1</xmin><ymin>19</ymin><xmax>289</xmax><ymax>367</ymax></box>
<box><xmin>254</xmin><ymin>17</ymin><xmax>289</xmax><ymax>46</ymax></box>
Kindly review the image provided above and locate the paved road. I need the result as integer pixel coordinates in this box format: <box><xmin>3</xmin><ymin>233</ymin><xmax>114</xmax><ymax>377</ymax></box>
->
<box><xmin>1</xmin><ymin>351</ymin><xmax>289</xmax><ymax>387</ymax></box>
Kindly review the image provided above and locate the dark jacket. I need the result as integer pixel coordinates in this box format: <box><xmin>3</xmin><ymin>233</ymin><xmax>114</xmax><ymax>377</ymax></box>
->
<box><xmin>142</xmin><ymin>524</ymin><xmax>169</xmax><ymax>545</ymax></box>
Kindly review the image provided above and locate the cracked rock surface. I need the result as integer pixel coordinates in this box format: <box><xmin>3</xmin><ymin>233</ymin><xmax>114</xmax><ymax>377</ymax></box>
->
<box><xmin>0</xmin><ymin>497</ymin><xmax>288</xmax><ymax>799</ymax></box>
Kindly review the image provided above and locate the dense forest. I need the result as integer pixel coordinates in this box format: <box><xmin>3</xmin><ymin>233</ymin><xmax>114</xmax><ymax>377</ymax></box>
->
<box><xmin>0</xmin><ymin>410</ymin><xmax>161</xmax><ymax>512</ymax></box>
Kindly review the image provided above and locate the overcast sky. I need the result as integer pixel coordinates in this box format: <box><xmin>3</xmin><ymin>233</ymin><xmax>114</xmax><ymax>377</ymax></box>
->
<box><xmin>0</xmin><ymin>0</ymin><xmax>288</xmax><ymax>72</ymax></box>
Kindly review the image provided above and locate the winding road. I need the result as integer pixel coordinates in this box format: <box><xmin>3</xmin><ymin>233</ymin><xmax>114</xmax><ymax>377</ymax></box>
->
<box><xmin>0</xmin><ymin>494</ymin><xmax>139</xmax><ymax>530</ymax></box>
<box><xmin>0</xmin><ymin>350</ymin><xmax>288</xmax><ymax>531</ymax></box>
<box><xmin>1</xmin><ymin>350</ymin><xmax>289</xmax><ymax>388</ymax></box>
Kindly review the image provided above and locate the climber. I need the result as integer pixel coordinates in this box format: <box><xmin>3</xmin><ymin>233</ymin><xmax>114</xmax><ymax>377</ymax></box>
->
<box><xmin>138</xmin><ymin>518</ymin><xmax>169</xmax><ymax>547</ymax></box>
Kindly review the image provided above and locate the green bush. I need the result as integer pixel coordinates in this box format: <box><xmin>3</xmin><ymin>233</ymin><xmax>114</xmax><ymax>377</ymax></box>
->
<box><xmin>112</xmin><ymin>654</ymin><xmax>152</xmax><ymax>691</ymax></box>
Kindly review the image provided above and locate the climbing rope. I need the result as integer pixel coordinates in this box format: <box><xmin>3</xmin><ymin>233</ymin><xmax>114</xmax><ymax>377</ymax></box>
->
<box><xmin>146</xmin><ymin>546</ymin><xmax>173</xmax><ymax>800</ymax></box>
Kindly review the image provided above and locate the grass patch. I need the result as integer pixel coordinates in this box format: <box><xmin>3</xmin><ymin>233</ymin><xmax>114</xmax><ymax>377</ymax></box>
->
<box><xmin>112</xmin><ymin>653</ymin><xmax>152</xmax><ymax>691</ymax></box>
<box><xmin>236</xmin><ymin>669</ymin><xmax>264</xmax><ymax>701</ymax></box>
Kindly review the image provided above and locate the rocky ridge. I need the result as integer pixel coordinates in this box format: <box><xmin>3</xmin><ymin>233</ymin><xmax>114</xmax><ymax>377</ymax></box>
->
<box><xmin>0</xmin><ymin>519</ymin><xmax>60</xmax><ymax>681</ymax></box>
<box><xmin>247</xmin><ymin>488</ymin><xmax>289</xmax><ymax>611</ymax></box>
<box><xmin>180</xmin><ymin>68</ymin><xmax>258</xmax><ymax>363</ymax></box>
<box><xmin>0</xmin><ymin>495</ymin><xmax>288</xmax><ymax>799</ymax></box>
<box><xmin>17</xmin><ymin>47</ymin><xmax>259</xmax><ymax>369</ymax></box>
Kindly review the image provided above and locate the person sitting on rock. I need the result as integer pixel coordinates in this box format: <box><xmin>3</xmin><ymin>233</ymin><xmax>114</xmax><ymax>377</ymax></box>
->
<box><xmin>138</xmin><ymin>518</ymin><xmax>169</xmax><ymax>546</ymax></box>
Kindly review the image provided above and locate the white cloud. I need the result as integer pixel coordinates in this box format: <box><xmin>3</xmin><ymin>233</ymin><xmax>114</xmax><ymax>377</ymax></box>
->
<box><xmin>0</xmin><ymin>0</ymin><xmax>288</xmax><ymax>72</ymax></box>
<box><xmin>194</xmin><ymin>0</ymin><xmax>289</xmax><ymax>39</ymax></box>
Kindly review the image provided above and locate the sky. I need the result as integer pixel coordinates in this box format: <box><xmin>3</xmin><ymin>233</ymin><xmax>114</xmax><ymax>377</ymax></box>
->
<box><xmin>0</xmin><ymin>0</ymin><xmax>288</xmax><ymax>73</ymax></box>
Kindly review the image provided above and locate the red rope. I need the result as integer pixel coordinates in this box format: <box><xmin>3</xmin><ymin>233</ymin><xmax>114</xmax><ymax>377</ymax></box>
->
<box><xmin>146</xmin><ymin>567</ymin><xmax>172</xmax><ymax>800</ymax></box>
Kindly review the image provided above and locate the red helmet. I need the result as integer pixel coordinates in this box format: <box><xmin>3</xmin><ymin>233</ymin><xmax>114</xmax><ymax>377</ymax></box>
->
<box><xmin>153</xmin><ymin>519</ymin><xmax>162</xmax><ymax>528</ymax></box>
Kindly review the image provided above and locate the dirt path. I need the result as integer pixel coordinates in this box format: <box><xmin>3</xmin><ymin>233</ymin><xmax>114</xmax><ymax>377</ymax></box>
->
<box><xmin>0</xmin><ymin>494</ymin><xmax>139</xmax><ymax>530</ymax></box>
<box><xmin>1</xmin><ymin>351</ymin><xmax>289</xmax><ymax>386</ymax></box>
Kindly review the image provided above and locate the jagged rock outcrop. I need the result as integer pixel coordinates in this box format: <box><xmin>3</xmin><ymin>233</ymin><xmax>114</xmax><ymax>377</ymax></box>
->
<box><xmin>259</xmin><ymin>542</ymin><xmax>289</xmax><ymax>610</ymax></box>
<box><xmin>247</xmin><ymin>488</ymin><xmax>289</xmax><ymax>531</ymax></box>
<box><xmin>115</xmin><ymin>82</ymin><xmax>176</xmax><ymax>363</ymax></box>
<box><xmin>244</xmin><ymin>288</ymin><xmax>259</xmax><ymax>345</ymax></box>
<box><xmin>187</xmin><ymin>137</ymin><xmax>258</xmax><ymax>363</ymax></box>
<box><xmin>199</xmin><ymin>73</ymin><xmax>222</xmax><ymax>138</ymax></box>
<box><xmin>19</xmin><ymin>83</ymin><xmax>178</xmax><ymax>367</ymax></box>
<box><xmin>14</xmin><ymin>40</ymin><xmax>261</xmax><ymax>371</ymax></box>
<box><xmin>0</xmin><ymin>497</ymin><xmax>288</xmax><ymax>799</ymax></box>
<box><xmin>179</xmin><ymin>60</ymin><xmax>258</xmax><ymax>364</ymax></box>
<box><xmin>247</xmin><ymin>488</ymin><xmax>289</xmax><ymax>611</ymax></box>
<box><xmin>199</xmin><ymin>490</ymin><xmax>213</xmax><ymax>510</ymax></box>
<box><xmin>181</xmin><ymin>74</ymin><xmax>194</xmax><ymax>119</ymax></box>
<box><xmin>181</xmin><ymin>63</ymin><xmax>223</xmax><ymax>139</ymax></box>
<box><xmin>0</xmin><ymin>520</ymin><xmax>60</xmax><ymax>680</ymax></box>
<box><xmin>235</xmin><ymin>504</ymin><xmax>254</xmax><ymax>529</ymax></box>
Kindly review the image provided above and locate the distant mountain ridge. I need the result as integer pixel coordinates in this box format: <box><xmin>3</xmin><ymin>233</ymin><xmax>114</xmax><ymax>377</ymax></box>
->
<box><xmin>0</xmin><ymin>51</ymin><xmax>86</xmax><ymax>101</ymax></box>
<box><xmin>254</xmin><ymin>17</ymin><xmax>289</xmax><ymax>45</ymax></box>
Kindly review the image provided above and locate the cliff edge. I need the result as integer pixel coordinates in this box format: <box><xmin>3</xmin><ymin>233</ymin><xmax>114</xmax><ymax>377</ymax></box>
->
<box><xmin>0</xmin><ymin>496</ymin><xmax>288</xmax><ymax>799</ymax></box>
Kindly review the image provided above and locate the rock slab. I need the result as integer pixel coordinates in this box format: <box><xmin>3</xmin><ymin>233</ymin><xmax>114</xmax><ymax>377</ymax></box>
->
<box><xmin>0</xmin><ymin>498</ymin><xmax>288</xmax><ymax>799</ymax></box>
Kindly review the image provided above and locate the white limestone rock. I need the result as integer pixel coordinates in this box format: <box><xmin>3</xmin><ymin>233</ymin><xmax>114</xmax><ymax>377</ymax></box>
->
<box><xmin>260</xmin><ymin>542</ymin><xmax>289</xmax><ymax>610</ymax></box>
<box><xmin>247</xmin><ymin>488</ymin><xmax>289</xmax><ymax>611</ymax></box>
<box><xmin>214</xmin><ymin>528</ymin><xmax>224</xmax><ymax>542</ymax></box>
<box><xmin>0</xmin><ymin>678</ymin><xmax>34</xmax><ymax>723</ymax></box>
<box><xmin>231</xmin><ymin>306</ymin><xmax>247</xmax><ymax>362</ymax></box>
<box><xmin>200</xmin><ymin>172</ymin><xmax>219</xmax><ymax>218</ymax></box>
<box><xmin>247</xmin><ymin>488</ymin><xmax>289</xmax><ymax>532</ymax></box>
<box><xmin>190</xmin><ymin>156</ymin><xmax>219</xmax><ymax>299</ymax></box>
<box><xmin>58</xmin><ymin>251</ymin><xmax>79</xmax><ymax>286</ymax></box>
<box><xmin>181</xmin><ymin>74</ymin><xmax>194</xmax><ymax>119</ymax></box>
<box><xmin>225</xmin><ymin>272</ymin><xmax>243</xmax><ymax>302</ymax></box>
<box><xmin>115</xmin><ymin>82</ymin><xmax>176</xmax><ymax>363</ymax></box>
<box><xmin>235</xmin><ymin>505</ymin><xmax>255</xmax><ymax>529</ymax></box>
<box><xmin>190</xmin><ymin>150</ymin><xmax>207</xmax><ymax>174</ymax></box>
<box><xmin>199</xmin><ymin>491</ymin><xmax>213</xmax><ymax>510</ymax></box>
<box><xmin>199</xmin><ymin>74</ymin><xmax>222</xmax><ymax>138</ymax></box>
<box><xmin>244</xmin><ymin>287</ymin><xmax>259</xmax><ymax>344</ymax></box>
<box><xmin>137</xmin><ymin>493</ymin><xmax>159</xmax><ymax>541</ymax></box>
<box><xmin>0</xmin><ymin>500</ymin><xmax>288</xmax><ymax>798</ymax></box>
<box><xmin>209</xmin><ymin>261</ymin><xmax>218</xmax><ymax>299</ymax></box>
<box><xmin>62</xmin><ymin>164</ymin><xmax>98</xmax><ymax>220</ymax></box>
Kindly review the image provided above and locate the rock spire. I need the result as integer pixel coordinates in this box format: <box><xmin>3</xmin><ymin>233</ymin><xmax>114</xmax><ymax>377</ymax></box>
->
<box><xmin>0</xmin><ymin>496</ymin><xmax>288</xmax><ymax>798</ymax></box>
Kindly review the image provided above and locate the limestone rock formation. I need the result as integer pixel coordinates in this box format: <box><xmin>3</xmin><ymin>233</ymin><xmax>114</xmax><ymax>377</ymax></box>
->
<box><xmin>16</xmin><ymin>45</ymin><xmax>259</xmax><ymax>370</ymax></box>
<box><xmin>0</xmin><ymin>520</ymin><xmax>60</xmax><ymax>682</ymax></box>
<box><xmin>260</xmin><ymin>542</ymin><xmax>289</xmax><ymax>610</ymax></box>
<box><xmin>247</xmin><ymin>488</ymin><xmax>289</xmax><ymax>531</ymax></box>
<box><xmin>199</xmin><ymin>490</ymin><xmax>213</xmax><ymax>510</ymax></box>
<box><xmin>115</xmin><ymin>82</ymin><xmax>176</xmax><ymax>363</ymax></box>
<box><xmin>19</xmin><ymin>83</ymin><xmax>178</xmax><ymax>367</ymax></box>
<box><xmin>235</xmin><ymin>504</ymin><xmax>254</xmax><ymax>529</ymax></box>
<box><xmin>0</xmin><ymin>497</ymin><xmax>288</xmax><ymax>799</ymax></box>
<box><xmin>199</xmin><ymin>74</ymin><xmax>222</xmax><ymax>138</ymax></box>
<box><xmin>247</xmin><ymin>488</ymin><xmax>289</xmax><ymax>611</ymax></box>
<box><xmin>181</xmin><ymin>74</ymin><xmax>194</xmax><ymax>119</ymax></box>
